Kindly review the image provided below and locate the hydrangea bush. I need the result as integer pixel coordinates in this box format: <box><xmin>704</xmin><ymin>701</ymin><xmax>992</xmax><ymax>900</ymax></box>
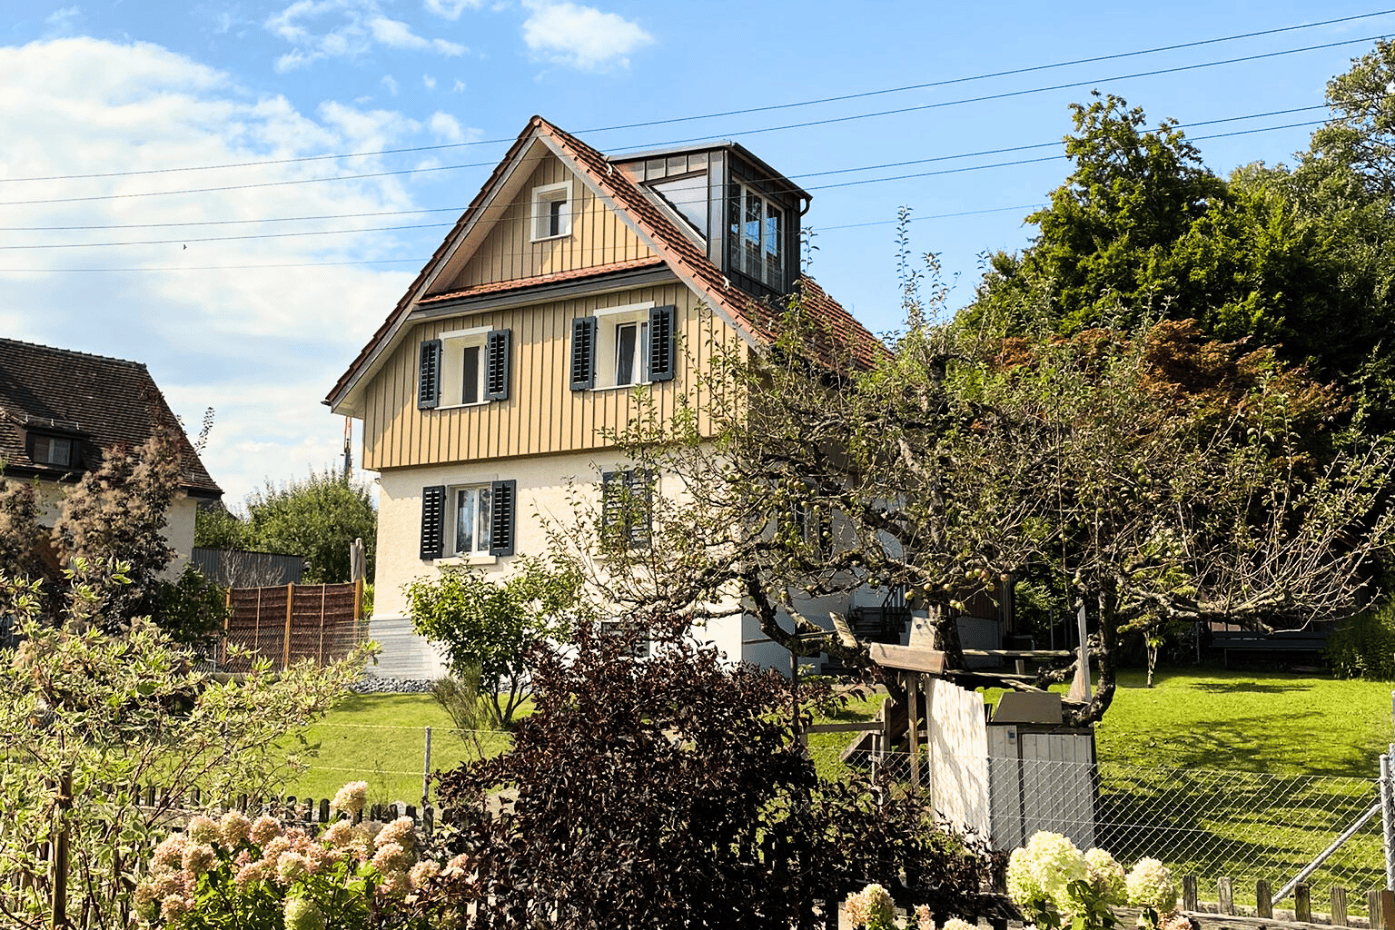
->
<box><xmin>841</xmin><ymin>883</ymin><xmax>979</xmax><ymax>930</ymax></box>
<box><xmin>1005</xmin><ymin>832</ymin><xmax>1182</xmax><ymax>930</ymax></box>
<box><xmin>136</xmin><ymin>782</ymin><xmax>468</xmax><ymax>929</ymax></box>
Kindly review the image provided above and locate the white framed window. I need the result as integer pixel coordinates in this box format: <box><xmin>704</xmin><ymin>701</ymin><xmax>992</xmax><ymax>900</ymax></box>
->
<box><xmin>440</xmin><ymin>329</ymin><xmax>488</xmax><ymax>407</ymax></box>
<box><xmin>450</xmin><ymin>484</ymin><xmax>494</xmax><ymax>557</ymax></box>
<box><xmin>531</xmin><ymin>181</ymin><xmax>572</xmax><ymax>241</ymax></box>
<box><xmin>31</xmin><ymin>434</ymin><xmax>72</xmax><ymax>467</ymax></box>
<box><xmin>570</xmin><ymin>304</ymin><xmax>676</xmax><ymax>392</ymax></box>
<box><xmin>727</xmin><ymin>182</ymin><xmax>785</xmax><ymax>289</ymax></box>
<box><xmin>594</xmin><ymin>304</ymin><xmax>652</xmax><ymax>390</ymax></box>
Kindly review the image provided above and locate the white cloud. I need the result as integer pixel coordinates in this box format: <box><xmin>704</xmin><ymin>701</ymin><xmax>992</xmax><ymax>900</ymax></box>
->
<box><xmin>452</xmin><ymin>79</ymin><xmax>466</xmax><ymax>93</ymax></box>
<box><xmin>520</xmin><ymin>1</ymin><xmax>653</xmax><ymax>71</ymax></box>
<box><xmin>45</xmin><ymin>6</ymin><xmax>81</xmax><ymax>35</ymax></box>
<box><xmin>381</xmin><ymin>73</ymin><xmax>399</xmax><ymax>94</ymax></box>
<box><xmin>423</xmin><ymin>0</ymin><xmax>485</xmax><ymax>20</ymax></box>
<box><xmin>422</xmin><ymin>74</ymin><xmax>437</xmax><ymax>89</ymax></box>
<box><xmin>266</xmin><ymin>0</ymin><xmax>465</xmax><ymax>70</ymax></box>
<box><xmin>428</xmin><ymin>111</ymin><xmax>464</xmax><ymax>142</ymax></box>
<box><xmin>0</xmin><ymin>37</ymin><xmax>431</xmax><ymax>502</ymax></box>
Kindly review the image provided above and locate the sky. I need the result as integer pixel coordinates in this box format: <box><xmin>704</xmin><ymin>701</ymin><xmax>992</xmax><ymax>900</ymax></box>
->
<box><xmin>2</xmin><ymin>0</ymin><xmax>1392</xmax><ymax>506</ymax></box>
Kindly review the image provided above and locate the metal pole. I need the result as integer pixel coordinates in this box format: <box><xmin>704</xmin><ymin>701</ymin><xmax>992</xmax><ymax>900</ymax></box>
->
<box><xmin>1383</xmin><ymin>746</ymin><xmax>1395</xmax><ymax>891</ymax></box>
<box><xmin>422</xmin><ymin>726</ymin><xmax>433</xmax><ymax>814</ymax></box>
<box><xmin>1276</xmin><ymin>799</ymin><xmax>1383</xmax><ymax>902</ymax></box>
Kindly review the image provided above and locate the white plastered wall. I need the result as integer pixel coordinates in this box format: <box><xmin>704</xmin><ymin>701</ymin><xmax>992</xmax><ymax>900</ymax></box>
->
<box><xmin>374</xmin><ymin>450</ymin><xmax>752</xmax><ymax>677</ymax></box>
<box><xmin>24</xmin><ymin>479</ymin><xmax>200</xmax><ymax>578</ymax></box>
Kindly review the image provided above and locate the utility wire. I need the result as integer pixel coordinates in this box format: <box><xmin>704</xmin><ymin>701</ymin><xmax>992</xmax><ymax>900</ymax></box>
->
<box><xmin>0</xmin><ymin>112</ymin><xmax>1329</xmax><ymax>250</ymax></box>
<box><xmin>2</xmin><ymin>8</ymin><xmax>1387</xmax><ymax>185</ymax></box>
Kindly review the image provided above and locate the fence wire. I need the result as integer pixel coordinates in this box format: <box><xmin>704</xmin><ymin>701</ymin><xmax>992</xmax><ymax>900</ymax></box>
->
<box><xmin>812</xmin><ymin>746</ymin><xmax>1385</xmax><ymax>909</ymax></box>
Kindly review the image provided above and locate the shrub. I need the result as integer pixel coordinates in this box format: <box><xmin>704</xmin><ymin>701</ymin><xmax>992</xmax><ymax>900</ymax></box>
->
<box><xmin>1326</xmin><ymin>601</ymin><xmax>1395</xmax><ymax>679</ymax></box>
<box><xmin>0</xmin><ymin>565</ymin><xmax>371</xmax><ymax>929</ymax></box>
<box><xmin>432</xmin><ymin>619</ymin><xmax>993</xmax><ymax>929</ymax></box>
<box><xmin>136</xmin><ymin>784</ymin><xmax>448</xmax><ymax>929</ymax></box>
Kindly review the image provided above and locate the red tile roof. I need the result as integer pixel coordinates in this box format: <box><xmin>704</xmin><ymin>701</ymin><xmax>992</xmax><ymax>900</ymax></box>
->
<box><xmin>419</xmin><ymin>256</ymin><xmax>667</xmax><ymax>305</ymax></box>
<box><xmin>0</xmin><ymin>338</ymin><xmax>221</xmax><ymax>496</ymax></box>
<box><xmin>326</xmin><ymin>116</ymin><xmax>885</xmax><ymax>408</ymax></box>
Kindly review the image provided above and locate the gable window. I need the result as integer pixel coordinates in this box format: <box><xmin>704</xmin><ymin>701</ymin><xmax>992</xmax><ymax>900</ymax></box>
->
<box><xmin>420</xmin><ymin>480</ymin><xmax>516</xmax><ymax>560</ymax></box>
<box><xmin>31</xmin><ymin>434</ymin><xmax>72</xmax><ymax>467</ymax></box>
<box><xmin>419</xmin><ymin>327</ymin><xmax>511</xmax><ymax>409</ymax></box>
<box><xmin>531</xmin><ymin>182</ymin><xmax>572</xmax><ymax>241</ymax></box>
<box><xmin>601</xmin><ymin>468</ymin><xmax>652</xmax><ymax>550</ymax></box>
<box><xmin>570</xmin><ymin>305</ymin><xmax>676</xmax><ymax>391</ymax></box>
<box><xmin>727</xmin><ymin>182</ymin><xmax>785</xmax><ymax>290</ymax></box>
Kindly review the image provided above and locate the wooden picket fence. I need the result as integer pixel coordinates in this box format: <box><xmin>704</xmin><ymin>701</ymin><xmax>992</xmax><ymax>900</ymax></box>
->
<box><xmin>1180</xmin><ymin>874</ymin><xmax>1395</xmax><ymax>929</ymax></box>
<box><xmin>221</xmin><ymin>579</ymin><xmax>366</xmax><ymax>671</ymax></box>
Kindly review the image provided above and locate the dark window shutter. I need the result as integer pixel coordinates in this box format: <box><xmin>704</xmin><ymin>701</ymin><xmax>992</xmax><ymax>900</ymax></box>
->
<box><xmin>629</xmin><ymin>469</ymin><xmax>653</xmax><ymax>548</ymax></box>
<box><xmin>489</xmin><ymin>479</ymin><xmax>516</xmax><ymax>556</ymax></box>
<box><xmin>647</xmin><ymin>305</ymin><xmax>676</xmax><ymax>382</ymax></box>
<box><xmin>486</xmin><ymin>329</ymin><xmax>512</xmax><ymax>401</ymax></box>
<box><xmin>418</xmin><ymin>339</ymin><xmax>442</xmax><ymax>410</ymax></box>
<box><xmin>420</xmin><ymin>485</ymin><xmax>446</xmax><ymax>560</ymax></box>
<box><xmin>601</xmin><ymin>469</ymin><xmax>651</xmax><ymax>550</ymax></box>
<box><xmin>570</xmin><ymin>316</ymin><xmax>597</xmax><ymax>390</ymax></box>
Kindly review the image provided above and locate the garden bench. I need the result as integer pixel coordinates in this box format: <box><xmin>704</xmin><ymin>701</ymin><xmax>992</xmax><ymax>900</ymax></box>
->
<box><xmin>1210</xmin><ymin>630</ymin><xmax>1329</xmax><ymax>667</ymax></box>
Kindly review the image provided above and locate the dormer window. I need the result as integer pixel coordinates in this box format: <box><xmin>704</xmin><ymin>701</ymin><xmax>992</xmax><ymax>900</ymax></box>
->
<box><xmin>531</xmin><ymin>182</ymin><xmax>571</xmax><ymax>241</ymax></box>
<box><xmin>32</xmin><ymin>434</ymin><xmax>72</xmax><ymax>467</ymax></box>
<box><xmin>728</xmin><ymin>181</ymin><xmax>785</xmax><ymax>291</ymax></box>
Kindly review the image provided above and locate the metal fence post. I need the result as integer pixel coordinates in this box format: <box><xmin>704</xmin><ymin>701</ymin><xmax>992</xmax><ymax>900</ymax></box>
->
<box><xmin>422</xmin><ymin>726</ymin><xmax>433</xmax><ymax>815</ymax></box>
<box><xmin>1383</xmin><ymin>745</ymin><xmax>1395</xmax><ymax>891</ymax></box>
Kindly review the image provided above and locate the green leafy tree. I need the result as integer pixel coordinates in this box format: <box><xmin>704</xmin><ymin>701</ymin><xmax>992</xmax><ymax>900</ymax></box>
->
<box><xmin>192</xmin><ymin>504</ymin><xmax>253</xmax><ymax>551</ymax></box>
<box><xmin>564</xmin><ymin>284</ymin><xmax>1394</xmax><ymax>725</ymax></box>
<box><xmin>404</xmin><ymin>557</ymin><xmax>585</xmax><ymax>727</ymax></box>
<box><xmin>241</xmin><ymin>469</ymin><xmax>376</xmax><ymax>584</ymax></box>
<box><xmin>966</xmin><ymin>83</ymin><xmax>1395</xmax><ymax>428</ymax></box>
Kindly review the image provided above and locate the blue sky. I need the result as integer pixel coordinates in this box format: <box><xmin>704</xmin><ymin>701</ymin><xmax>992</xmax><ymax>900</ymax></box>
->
<box><xmin>2</xmin><ymin>0</ymin><xmax>1391</xmax><ymax>505</ymax></box>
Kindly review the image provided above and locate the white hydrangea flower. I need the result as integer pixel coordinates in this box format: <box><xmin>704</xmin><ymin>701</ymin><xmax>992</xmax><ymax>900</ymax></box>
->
<box><xmin>1126</xmin><ymin>858</ymin><xmax>1177</xmax><ymax>913</ymax></box>
<box><xmin>1085</xmin><ymin>848</ymin><xmax>1127</xmax><ymax>905</ymax></box>
<box><xmin>1007</xmin><ymin>832</ymin><xmax>1086</xmax><ymax>913</ymax></box>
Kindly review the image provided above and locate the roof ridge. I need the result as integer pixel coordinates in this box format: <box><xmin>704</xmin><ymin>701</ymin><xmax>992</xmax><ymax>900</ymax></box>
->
<box><xmin>0</xmin><ymin>337</ymin><xmax>147</xmax><ymax>371</ymax></box>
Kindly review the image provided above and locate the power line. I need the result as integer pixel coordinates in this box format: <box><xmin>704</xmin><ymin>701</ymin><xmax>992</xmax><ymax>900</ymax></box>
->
<box><xmin>3</xmin><ymin>8</ymin><xmax>1386</xmax><ymax>186</ymax></box>
<box><xmin>0</xmin><ymin>110</ymin><xmax>1330</xmax><ymax>250</ymax></box>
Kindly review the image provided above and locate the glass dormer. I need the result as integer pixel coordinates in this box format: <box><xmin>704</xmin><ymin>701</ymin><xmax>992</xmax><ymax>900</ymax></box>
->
<box><xmin>615</xmin><ymin>142</ymin><xmax>807</xmax><ymax>299</ymax></box>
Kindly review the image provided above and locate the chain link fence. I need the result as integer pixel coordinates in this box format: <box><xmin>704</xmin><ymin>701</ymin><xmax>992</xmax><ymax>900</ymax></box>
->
<box><xmin>811</xmin><ymin>745</ymin><xmax>1385</xmax><ymax>912</ymax></box>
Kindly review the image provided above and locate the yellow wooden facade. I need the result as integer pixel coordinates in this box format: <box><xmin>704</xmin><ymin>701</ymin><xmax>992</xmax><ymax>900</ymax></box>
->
<box><xmin>435</xmin><ymin>154</ymin><xmax>659</xmax><ymax>291</ymax></box>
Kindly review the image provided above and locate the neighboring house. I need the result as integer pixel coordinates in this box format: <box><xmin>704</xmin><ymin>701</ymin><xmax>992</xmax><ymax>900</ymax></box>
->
<box><xmin>325</xmin><ymin>116</ymin><xmax>904</xmax><ymax>678</ymax></box>
<box><xmin>0</xmin><ymin>338</ymin><xmax>222</xmax><ymax>572</ymax></box>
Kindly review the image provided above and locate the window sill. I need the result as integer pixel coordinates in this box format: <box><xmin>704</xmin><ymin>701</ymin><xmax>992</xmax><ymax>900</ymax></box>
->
<box><xmin>436</xmin><ymin>400</ymin><xmax>492</xmax><ymax>411</ymax></box>
<box><xmin>435</xmin><ymin>554</ymin><xmax>499</xmax><ymax>567</ymax></box>
<box><xmin>589</xmin><ymin>381</ymin><xmax>654</xmax><ymax>393</ymax></box>
<box><xmin>530</xmin><ymin>232</ymin><xmax>571</xmax><ymax>243</ymax></box>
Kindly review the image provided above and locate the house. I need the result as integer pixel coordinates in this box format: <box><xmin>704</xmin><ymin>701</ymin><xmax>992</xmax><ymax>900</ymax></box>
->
<box><xmin>0</xmin><ymin>338</ymin><xmax>222</xmax><ymax>571</ymax></box>
<box><xmin>326</xmin><ymin>115</ymin><xmax>900</xmax><ymax>678</ymax></box>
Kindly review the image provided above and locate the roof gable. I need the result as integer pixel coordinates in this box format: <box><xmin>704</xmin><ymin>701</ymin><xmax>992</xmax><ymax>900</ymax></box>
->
<box><xmin>0</xmin><ymin>339</ymin><xmax>221</xmax><ymax>497</ymax></box>
<box><xmin>326</xmin><ymin>116</ymin><xmax>885</xmax><ymax>413</ymax></box>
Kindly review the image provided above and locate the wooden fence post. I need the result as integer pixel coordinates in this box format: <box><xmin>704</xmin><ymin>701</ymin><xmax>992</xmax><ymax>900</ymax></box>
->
<box><xmin>1332</xmin><ymin>886</ymin><xmax>1348</xmax><ymax>927</ymax></box>
<box><xmin>282</xmin><ymin>583</ymin><xmax>294</xmax><ymax>670</ymax></box>
<box><xmin>1295</xmin><ymin>882</ymin><xmax>1312</xmax><ymax>923</ymax></box>
<box><xmin>1182</xmin><ymin>875</ymin><xmax>1198</xmax><ymax>912</ymax></box>
<box><xmin>1217</xmin><ymin>877</ymin><xmax>1234</xmax><ymax>916</ymax></box>
<box><xmin>221</xmin><ymin>588</ymin><xmax>231</xmax><ymax>668</ymax></box>
<box><xmin>318</xmin><ymin>584</ymin><xmax>327</xmax><ymax>665</ymax></box>
<box><xmin>1256</xmin><ymin>879</ymin><xmax>1272</xmax><ymax>919</ymax></box>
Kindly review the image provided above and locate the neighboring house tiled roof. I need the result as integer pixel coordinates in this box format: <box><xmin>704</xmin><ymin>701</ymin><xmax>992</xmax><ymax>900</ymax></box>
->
<box><xmin>326</xmin><ymin>115</ymin><xmax>885</xmax><ymax>408</ymax></box>
<box><xmin>0</xmin><ymin>338</ymin><xmax>221</xmax><ymax>497</ymax></box>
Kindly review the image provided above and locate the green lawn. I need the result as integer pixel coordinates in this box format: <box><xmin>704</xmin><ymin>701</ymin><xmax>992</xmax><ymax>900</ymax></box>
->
<box><xmin>285</xmin><ymin>667</ymin><xmax>1395</xmax><ymax>816</ymax></box>
<box><xmin>283</xmin><ymin>692</ymin><xmax>512</xmax><ymax>806</ymax></box>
